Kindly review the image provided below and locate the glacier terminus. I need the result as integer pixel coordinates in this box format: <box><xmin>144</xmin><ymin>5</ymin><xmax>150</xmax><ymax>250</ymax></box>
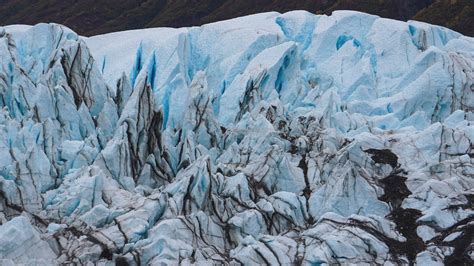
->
<box><xmin>0</xmin><ymin>10</ymin><xmax>473</xmax><ymax>265</ymax></box>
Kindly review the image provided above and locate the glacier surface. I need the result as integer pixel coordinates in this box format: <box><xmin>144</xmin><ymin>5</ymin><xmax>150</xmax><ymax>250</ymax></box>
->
<box><xmin>0</xmin><ymin>10</ymin><xmax>473</xmax><ymax>265</ymax></box>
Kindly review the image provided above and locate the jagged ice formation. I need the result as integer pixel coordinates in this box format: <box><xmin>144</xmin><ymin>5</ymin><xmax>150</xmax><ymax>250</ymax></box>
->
<box><xmin>0</xmin><ymin>11</ymin><xmax>473</xmax><ymax>265</ymax></box>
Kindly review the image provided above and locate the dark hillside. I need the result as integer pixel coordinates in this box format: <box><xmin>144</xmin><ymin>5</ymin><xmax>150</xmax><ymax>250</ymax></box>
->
<box><xmin>0</xmin><ymin>0</ymin><xmax>471</xmax><ymax>36</ymax></box>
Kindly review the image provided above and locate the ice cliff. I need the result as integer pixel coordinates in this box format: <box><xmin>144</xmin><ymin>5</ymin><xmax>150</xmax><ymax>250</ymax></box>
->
<box><xmin>0</xmin><ymin>10</ymin><xmax>473</xmax><ymax>265</ymax></box>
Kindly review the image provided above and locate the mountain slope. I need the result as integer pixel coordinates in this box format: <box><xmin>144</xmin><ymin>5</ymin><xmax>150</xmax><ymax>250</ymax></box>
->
<box><xmin>1</xmin><ymin>0</ymin><xmax>472</xmax><ymax>36</ymax></box>
<box><xmin>414</xmin><ymin>0</ymin><xmax>474</xmax><ymax>37</ymax></box>
<box><xmin>0</xmin><ymin>11</ymin><xmax>473</xmax><ymax>265</ymax></box>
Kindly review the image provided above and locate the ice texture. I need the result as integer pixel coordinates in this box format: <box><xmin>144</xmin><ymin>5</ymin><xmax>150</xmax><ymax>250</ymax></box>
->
<box><xmin>0</xmin><ymin>10</ymin><xmax>473</xmax><ymax>265</ymax></box>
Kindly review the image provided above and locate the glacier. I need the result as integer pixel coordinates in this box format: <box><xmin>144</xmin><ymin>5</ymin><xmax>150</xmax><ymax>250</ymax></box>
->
<box><xmin>0</xmin><ymin>10</ymin><xmax>473</xmax><ymax>265</ymax></box>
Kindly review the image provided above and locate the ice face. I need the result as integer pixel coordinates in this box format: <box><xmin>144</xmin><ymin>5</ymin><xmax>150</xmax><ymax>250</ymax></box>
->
<box><xmin>0</xmin><ymin>10</ymin><xmax>473</xmax><ymax>265</ymax></box>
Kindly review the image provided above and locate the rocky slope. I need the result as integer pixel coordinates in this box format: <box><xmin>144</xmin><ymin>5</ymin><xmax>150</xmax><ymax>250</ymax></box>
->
<box><xmin>0</xmin><ymin>11</ymin><xmax>473</xmax><ymax>265</ymax></box>
<box><xmin>1</xmin><ymin>0</ymin><xmax>472</xmax><ymax>36</ymax></box>
<box><xmin>413</xmin><ymin>0</ymin><xmax>474</xmax><ymax>37</ymax></box>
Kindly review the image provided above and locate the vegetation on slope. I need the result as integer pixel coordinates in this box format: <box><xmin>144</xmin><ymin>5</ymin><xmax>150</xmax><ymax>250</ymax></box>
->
<box><xmin>0</xmin><ymin>0</ymin><xmax>471</xmax><ymax>36</ymax></box>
